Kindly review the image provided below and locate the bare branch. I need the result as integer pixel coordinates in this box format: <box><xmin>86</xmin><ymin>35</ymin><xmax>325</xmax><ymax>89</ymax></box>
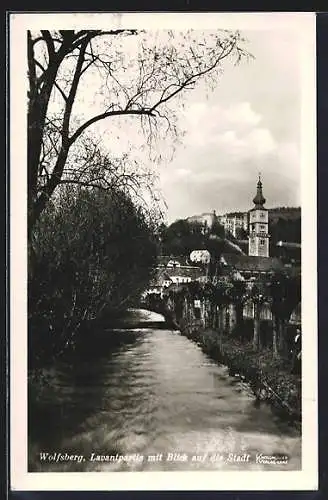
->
<box><xmin>69</xmin><ymin>109</ymin><xmax>155</xmax><ymax>145</ymax></box>
<box><xmin>40</xmin><ymin>30</ymin><xmax>55</xmax><ymax>58</ymax></box>
<box><xmin>34</xmin><ymin>59</ymin><xmax>68</xmax><ymax>101</ymax></box>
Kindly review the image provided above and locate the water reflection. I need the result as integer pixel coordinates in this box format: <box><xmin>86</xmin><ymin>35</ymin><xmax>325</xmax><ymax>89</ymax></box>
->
<box><xmin>29</xmin><ymin>311</ymin><xmax>301</xmax><ymax>472</ymax></box>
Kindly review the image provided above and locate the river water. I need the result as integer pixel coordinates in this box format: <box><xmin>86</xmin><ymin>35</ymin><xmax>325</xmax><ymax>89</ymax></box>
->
<box><xmin>29</xmin><ymin>309</ymin><xmax>301</xmax><ymax>472</ymax></box>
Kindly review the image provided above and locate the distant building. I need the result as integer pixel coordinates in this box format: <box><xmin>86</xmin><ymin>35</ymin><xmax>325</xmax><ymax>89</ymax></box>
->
<box><xmin>220</xmin><ymin>212</ymin><xmax>248</xmax><ymax>238</ymax></box>
<box><xmin>219</xmin><ymin>253</ymin><xmax>284</xmax><ymax>281</ymax></box>
<box><xmin>186</xmin><ymin>211</ymin><xmax>217</xmax><ymax>230</ymax></box>
<box><xmin>144</xmin><ymin>259</ymin><xmax>204</xmax><ymax>298</ymax></box>
<box><xmin>190</xmin><ymin>249</ymin><xmax>211</xmax><ymax>264</ymax></box>
<box><xmin>167</xmin><ymin>266</ymin><xmax>203</xmax><ymax>285</ymax></box>
<box><xmin>157</xmin><ymin>255</ymin><xmax>188</xmax><ymax>268</ymax></box>
<box><xmin>167</xmin><ymin>259</ymin><xmax>182</xmax><ymax>268</ymax></box>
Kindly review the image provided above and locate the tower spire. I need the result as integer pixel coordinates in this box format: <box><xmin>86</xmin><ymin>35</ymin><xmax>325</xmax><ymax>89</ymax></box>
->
<box><xmin>253</xmin><ymin>173</ymin><xmax>266</xmax><ymax>206</ymax></box>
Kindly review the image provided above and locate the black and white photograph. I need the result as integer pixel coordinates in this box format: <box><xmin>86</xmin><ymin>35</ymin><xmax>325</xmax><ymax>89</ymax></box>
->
<box><xmin>10</xmin><ymin>12</ymin><xmax>317</xmax><ymax>491</ymax></box>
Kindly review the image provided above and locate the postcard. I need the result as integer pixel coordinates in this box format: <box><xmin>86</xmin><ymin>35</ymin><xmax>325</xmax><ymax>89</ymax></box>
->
<box><xmin>10</xmin><ymin>11</ymin><xmax>317</xmax><ymax>491</ymax></box>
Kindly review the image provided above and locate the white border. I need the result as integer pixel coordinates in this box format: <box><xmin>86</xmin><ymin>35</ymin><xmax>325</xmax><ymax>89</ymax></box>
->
<box><xmin>10</xmin><ymin>12</ymin><xmax>318</xmax><ymax>491</ymax></box>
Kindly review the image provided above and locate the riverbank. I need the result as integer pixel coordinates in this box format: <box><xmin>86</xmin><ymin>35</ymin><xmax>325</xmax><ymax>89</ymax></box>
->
<box><xmin>179</xmin><ymin>321</ymin><xmax>301</xmax><ymax>427</ymax></box>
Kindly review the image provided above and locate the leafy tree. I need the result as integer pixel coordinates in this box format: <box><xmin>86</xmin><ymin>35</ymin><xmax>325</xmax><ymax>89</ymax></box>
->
<box><xmin>212</xmin><ymin>280</ymin><xmax>233</xmax><ymax>343</ymax></box>
<box><xmin>28</xmin><ymin>29</ymin><xmax>251</xmax><ymax>233</ymax></box>
<box><xmin>29</xmin><ymin>186</ymin><xmax>157</xmax><ymax>366</ymax></box>
<box><xmin>227</xmin><ymin>279</ymin><xmax>247</xmax><ymax>335</ymax></box>
<box><xmin>160</xmin><ymin>219</ymin><xmax>207</xmax><ymax>256</ymax></box>
<box><xmin>268</xmin><ymin>271</ymin><xmax>301</xmax><ymax>357</ymax></box>
<box><xmin>247</xmin><ymin>282</ymin><xmax>269</xmax><ymax>351</ymax></box>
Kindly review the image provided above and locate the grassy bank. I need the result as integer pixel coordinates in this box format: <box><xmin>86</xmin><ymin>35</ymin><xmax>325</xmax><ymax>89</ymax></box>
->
<box><xmin>179</xmin><ymin>321</ymin><xmax>301</xmax><ymax>426</ymax></box>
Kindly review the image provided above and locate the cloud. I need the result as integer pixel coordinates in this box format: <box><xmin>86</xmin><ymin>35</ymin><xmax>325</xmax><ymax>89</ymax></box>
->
<box><xmin>91</xmin><ymin>29</ymin><xmax>302</xmax><ymax>223</ymax></box>
<box><xmin>224</xmin><ymin>102</ymin><xmax>262</xmax><ymax>127</ymax></box>
<box><xmin>161</xmin><ymin>92</ymin><xmax>300</xmax><ymax>222</ymax></box>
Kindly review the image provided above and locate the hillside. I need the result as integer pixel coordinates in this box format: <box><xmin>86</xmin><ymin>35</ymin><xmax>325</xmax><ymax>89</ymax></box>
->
<box><xmin>268</xmin><ymin>206</ymin><xmax>301</xmax><ymax>224</ymax></box>
<box><xmin>268</xmin><ymin>207</ymin><xmax>301</xmax><ymax>244</ymax></box>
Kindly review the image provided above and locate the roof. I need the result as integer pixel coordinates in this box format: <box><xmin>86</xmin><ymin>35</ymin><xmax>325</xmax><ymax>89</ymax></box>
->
<box><xmin>249</xmin><ymin>206</ymin><xmax>268</xmax><ymax>212</ymax></box>
<box><xmin>166</xmin><ymin>266</ymin><xmax>203</xmax><ymax>280</ymax></box>
<box><xmin>157</xmin><ymin>255</ymin><xmax>188</xmax><ymax>267</ymax></box>
<box><xmin>220</xmin><ymin>253</ymin><xmax>284</xmax><ymax>272</ymax></box>
<box><xmin>150</xmin><ymin>264</ymin><xmax>204</xmax><ymax>286</ymax></box>
<box><xmin>252</xmin><ymin>177</ymin><xmax>266</xmax><ymax>207</ymax></box>
<box><xmin>225</xmin><ymin>211</ymin><xmax>248</xmax><ymax>218</ymax></box>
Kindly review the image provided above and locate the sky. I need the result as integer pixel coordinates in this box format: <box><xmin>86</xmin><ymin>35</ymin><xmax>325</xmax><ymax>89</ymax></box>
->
<box><xmin>37</xmin><ymin>20</ymin><xmax>306</xmax><ymax>225</ymax></box>
<box><xmin>158</xmin><ymin>29</ymin><xmax>302</xmax><ymax>223</ymax></box>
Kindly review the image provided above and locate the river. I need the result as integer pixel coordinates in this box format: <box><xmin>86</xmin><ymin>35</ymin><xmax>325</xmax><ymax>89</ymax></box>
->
<box><xmin>28</xmin><ymin>309</ymin><xmax>301</xmax><ymax>472</ymax></box>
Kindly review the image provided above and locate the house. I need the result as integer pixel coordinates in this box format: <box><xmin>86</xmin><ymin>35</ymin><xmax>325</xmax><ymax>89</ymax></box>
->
<box><xmin>189</xmin><ymin>249</ymin><xmax>211</xmax><ymax>264</ymax></box>
<box><xmin>157</xmin><ymin>255</ymin><xmax>189</xmax><ymax>268</ymax></box>
<box><xmin>167</xmin><ymin>265</ymin><xmax>204</xmax><ymax>285</ymax></box>
<box><xmin>186</xmin><ymin>211</ymin><xmax>217</xmax><ymax>231</ymax></box>
<box><xmin>143</xmin><ymin>259</ymin><xmax>204</xmax><ymax>298</ymax></box>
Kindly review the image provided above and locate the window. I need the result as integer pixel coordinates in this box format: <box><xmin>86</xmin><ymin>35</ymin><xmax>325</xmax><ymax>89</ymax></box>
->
<box><xmin>259</xmin><ymin>239</ymin><xmax>266</xmax><ymax>245</ymax></box>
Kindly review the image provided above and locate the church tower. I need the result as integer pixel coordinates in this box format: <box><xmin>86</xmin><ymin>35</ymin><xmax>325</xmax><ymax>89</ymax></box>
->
<box><xmin>248</xmin><ymin>174</ymin><xmax>269</xmax><ymax>257</ymax></box>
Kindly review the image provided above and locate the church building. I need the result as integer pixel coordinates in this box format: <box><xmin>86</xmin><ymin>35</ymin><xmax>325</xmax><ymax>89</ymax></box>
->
<box><xmin>219</xmin><ymin>174</ymin><xmax>284</xmax><ymax>280</ymax></box>
<box><xmin>248</xmin><ymin>174</ymin><xmax>270</xmax><ymax>257</ymax></box>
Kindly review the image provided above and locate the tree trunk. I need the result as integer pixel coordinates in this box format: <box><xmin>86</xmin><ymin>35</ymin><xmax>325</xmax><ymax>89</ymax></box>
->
<box><xmin>218</xmin><ymin>306</ymin><xmax>223</xmax><ymax>332</ymax></box>
<box><xmin>235</xmin><ymin>302</ymin><xmax>244</xmax><ymax>338</ymax></box>
<box><xmin>272</xmin><ymin>315</ymin><xmax>279</xmax><ymax>358</ymax></box>
<box><xmin>219</xmin><ymin>307</ymin><xmax>223</xmax><ymax>350</ymax></box>
<box><xmin>212</xmin><ymin>304</ymin><xmax>218</xmax><ymax>329</ymax></box>
<box><xmin>225</xmin><ymin>306</ymin><xmax>231</xmax><ymax>334</ymax></box>
<box><xmin>200</xmin><ymin>299</ymin><xmax>206</xmax><ymax>328</ymax></box>
<box><xmin>229</xmin><ymin>304</ymin><xmax>236</xmax><ymax>334</ymax></box>
<box><xmin>253</xmin><ymin>303</ymin><xmax>260</xmax><ymax>351</ymax></box>
<box><xmin>278</xmin><ymin>319</ymin><xmax>287</xmax><ymax>357</ymax></box>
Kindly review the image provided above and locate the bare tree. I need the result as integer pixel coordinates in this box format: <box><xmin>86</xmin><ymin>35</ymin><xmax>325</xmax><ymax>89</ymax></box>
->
<box><xmin>28</xmin><ymin>29</ymin><xmax>252</xmax><ymax>234</ymax></box>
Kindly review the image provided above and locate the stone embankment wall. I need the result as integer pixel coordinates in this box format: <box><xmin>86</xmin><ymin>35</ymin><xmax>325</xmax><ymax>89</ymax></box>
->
<box><xmin>168</xmin><ymin>296</ymin><xmax>301</xmax><ymax>426</ymax></box>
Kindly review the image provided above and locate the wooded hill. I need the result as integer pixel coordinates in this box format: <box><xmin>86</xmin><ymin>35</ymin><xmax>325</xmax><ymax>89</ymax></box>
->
<box><xmin>268</xmin><ymin>207</ymin><xmax>301</xmax><ymax>244</ymax></box>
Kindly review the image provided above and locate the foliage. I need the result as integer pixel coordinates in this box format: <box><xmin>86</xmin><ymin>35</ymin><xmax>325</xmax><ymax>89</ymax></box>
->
<box><xmin>160</xmin><ymin>219</ymin><xmax>206</xmax><ymax>256</ymax></box>
<box><xmin>268</xmin><ymin>207</ymin><xmax>301</xmax><ymax>256</ymax></box>
<box><xmin>227</xmin><ymin>279</ymin><xmax>247</xmax><ymax>304</ymax></box>
<box><xmin>247</xmin><ymin>281</ymin><xmax>270</xmax><ymax>305</ymax></box>
<box><xmin>29</xmin><ymin>186</ymin><xmax>158</xmax><ymax>366</ymax></box>
<box><xmin>269</xmin><ymin>271</ymin><xmax>301</xmax><ymax>322</ymax></box>
<box><xmin>160</xmin><ymin>218</ymin><xmax>228</xmax><ymax>258</ymax></box>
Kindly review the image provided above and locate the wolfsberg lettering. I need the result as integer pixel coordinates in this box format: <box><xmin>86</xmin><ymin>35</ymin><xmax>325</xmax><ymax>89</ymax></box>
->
<box><xmin>39</xmin><ymin>452</ymin><xmax>85</xmax><ymax>463</ymax></box>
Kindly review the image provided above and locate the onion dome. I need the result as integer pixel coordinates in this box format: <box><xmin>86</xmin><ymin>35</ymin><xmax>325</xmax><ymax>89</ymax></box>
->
<box><xmin>253</xmin><ymin>173</ymin><xmax>266</xmax><ymax>206</ymax></box>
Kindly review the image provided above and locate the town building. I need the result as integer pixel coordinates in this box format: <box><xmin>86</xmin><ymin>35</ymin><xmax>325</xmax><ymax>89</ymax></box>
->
<box><xmin>218</xmin><ymin>212</ymin><xmax>248</xmax><ymax>238</ymax></box>
<box><xmin>143</xmin><ymin>260</ymin><xmax>204</xmax><ymax>299</ymax></box>
<box><xmin>186</xmin><ymin>212</ymin><xmax>217</xmax><ymax>231</ymax></box>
